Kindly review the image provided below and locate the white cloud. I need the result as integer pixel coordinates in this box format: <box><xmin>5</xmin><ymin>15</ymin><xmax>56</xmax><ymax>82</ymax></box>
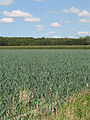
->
<box><xmin>53</xmin><ymin>35</ymin><xmax>60</xmax><ymax>38</ymax></box>
<box><xmin>78</xmin><ymin>10</ymin><xmax>90</xmax><ymax>17</ymax></box>
<box><xmin>0</xmin><ymin>0</ymin><xmax>13</xmax><ymax>6</ymax></box>
<box><xmin>62</xmin><ymin>6</ymin><xmax>90</xmax><ymax>19</ymax></box>
<box><xmin>77</xmin><ymin>31</ymin><xmax>90</xmax><ymax>36</ymax></box>
<box><xmin>33</xmin><ymin>0</ymin><xmax>44</xmax><ymax>2</ymax></box>
<box><xmin>45</xmin><ymin>32</ymin><xmax>55</xmax><ymax>36</ymax></box>
<box><xmin>68</xmin><ymin>36</ymin><xmax>75</xmax><ymax>38</ymax></box>
<box><xmin>0</xmin><ymin>18</ymin><xmax>14</xmax><ymax>23</ymax></box>
<box><xmin>78</xmin><ymin>19</ymin><xmax>90</xmax><ymax>23</ymax></box>
<box><xmin>36</xmin><ymin>25</ymin><xmax>43</xmax><ymax>30</ymax></box>
<box><xmin>2</xmin><ymin>10</ymin><xmax>33</xmax><ymax>18</ymax></box>
<box><xmin>69</xmin><ymin>6</ymin><xmax>80</xmax><ymax>13</ymax></box>
<box><xmin>24</xmin><ymin>17</ymin><xmax>41</xmax><ymax>22</ymax></box>
<box><xmin>51</xmin><ymin>22</ymin><xmax>61</xmax><ymax>27</ymax></box>
<box><xmin>48</xmin><ymin>32</ymin><xmax>55</xmax><ymax>34</ymax></box>
<box><xmin>62</xmin><ymin>6</ymin><xmax>80</xmax><ymax>13</ymax></box>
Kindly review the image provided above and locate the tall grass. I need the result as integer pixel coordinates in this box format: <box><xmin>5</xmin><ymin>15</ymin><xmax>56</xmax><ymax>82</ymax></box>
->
<box><xmin>0</xmin><ymin>45</ymin><xmax>90</xmax><ymax>49</ymax></box>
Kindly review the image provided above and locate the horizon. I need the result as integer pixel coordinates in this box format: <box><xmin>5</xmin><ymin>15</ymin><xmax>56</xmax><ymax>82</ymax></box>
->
<box><xmin>0</xmin><ymin>36</ymin><xmax>90</xmax><ymax>39</ymax></box>
<box><xmin>0</xmin><ymin>0</ymin><xmax>90</xmax><ymax>38</ymax></box>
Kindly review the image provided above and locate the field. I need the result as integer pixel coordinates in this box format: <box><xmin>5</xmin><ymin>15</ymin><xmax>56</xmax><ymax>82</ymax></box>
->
<box><xmin>0</xmin><ymin>45</ymin><xmax>90</xmax><ymax>49</ymax></box>
<box><xmin>0</xmin><ymin>49</ymin><xmax>90</xmax><ymax>120</ymax></box>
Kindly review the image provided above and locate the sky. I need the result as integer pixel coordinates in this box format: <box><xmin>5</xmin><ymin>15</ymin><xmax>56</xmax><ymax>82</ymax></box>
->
<box><xmin>0</xmin><ymin>0</ymin><xmax>90</xmax><ymax>38</ymax></box>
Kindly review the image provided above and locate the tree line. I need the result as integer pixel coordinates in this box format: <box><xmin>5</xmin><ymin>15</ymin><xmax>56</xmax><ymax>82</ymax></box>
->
<box><xmin>0</xmin><ymin>36</ymin><xmax>90</xmax><ymax>46</ymax></box>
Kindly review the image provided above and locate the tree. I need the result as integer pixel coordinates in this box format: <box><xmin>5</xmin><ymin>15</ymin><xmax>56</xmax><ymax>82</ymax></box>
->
<box><xmin>84</xmin><ymin>36</ymin><xmax>90</xmax><ymax>45</ymax></box>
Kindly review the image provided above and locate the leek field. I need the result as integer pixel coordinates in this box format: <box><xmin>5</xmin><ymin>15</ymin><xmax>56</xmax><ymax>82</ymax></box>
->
<box><xmin>0</xmin><ymin>50</ymin><xmax>90</xmax><ymax>120</ymax></box>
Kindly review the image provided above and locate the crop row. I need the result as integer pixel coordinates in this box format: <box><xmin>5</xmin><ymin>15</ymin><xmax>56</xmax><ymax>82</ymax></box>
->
<box><xmin>0</xmin><ymin>50</ymin><xmax>90</xmax><ymax>119</ymax></box>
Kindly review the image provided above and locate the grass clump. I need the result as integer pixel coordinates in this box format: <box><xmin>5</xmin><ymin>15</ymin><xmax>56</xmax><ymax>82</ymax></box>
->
<box><xmin>47</xmin><ymin>90</ymin><xmax>90</xmax><ymax>120</ymax></box>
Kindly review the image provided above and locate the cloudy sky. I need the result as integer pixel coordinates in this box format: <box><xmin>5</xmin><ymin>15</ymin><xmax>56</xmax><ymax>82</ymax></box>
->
<box><xmin>0</xmin><ymin>0</ymin><xmax>90</xmax><ymax>38</ymax></box>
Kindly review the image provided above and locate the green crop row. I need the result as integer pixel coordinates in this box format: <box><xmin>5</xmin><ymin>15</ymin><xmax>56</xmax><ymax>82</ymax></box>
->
<box><xmin>0</xmin><ymin>45</ymin><xmax>90</xmax><ymax>49</ymax></box>
<box><xmin>0</xmin><ymin>50</ymin><xmax>90</xmax><ymax>119</ymax></box>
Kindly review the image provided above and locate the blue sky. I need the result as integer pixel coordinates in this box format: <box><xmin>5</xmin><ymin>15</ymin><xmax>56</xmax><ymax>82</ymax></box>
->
<box><xmin>0</xmin><ymin>0</ymin><xmax>90</xmax><ymax>38</ymax></box>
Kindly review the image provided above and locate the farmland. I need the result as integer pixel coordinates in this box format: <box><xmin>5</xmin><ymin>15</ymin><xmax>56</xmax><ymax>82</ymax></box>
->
<box><xmin>1</xmin><ymin>45</ymin><xmax>90</xmax><ymax>49</ymax></box>
<box><xmin>0</xmin><ymin>49</ymin><xmax>90</xmax><ymax>120</ymax></box>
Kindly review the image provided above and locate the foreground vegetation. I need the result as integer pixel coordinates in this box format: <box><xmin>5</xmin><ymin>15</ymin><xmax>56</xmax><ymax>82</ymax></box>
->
<box><xmin>47</xmin><ymin>90</ymin><xmax>90</xmax><ymax>120</ymax></box>
<box><xmin>0</xmin><ymin>50</ymin><xmax>90</xmax><ymax>119</ymax></box>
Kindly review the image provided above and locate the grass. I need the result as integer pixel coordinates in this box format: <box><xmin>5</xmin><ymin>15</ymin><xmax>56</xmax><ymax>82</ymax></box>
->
<box><xmin>0</xmin><ymin>45</ymin><xmax>90</xmax><ymax>49</ymax></box>
<box><xmin>13</xmin><ymin>89</ymin><xmax>90</xmax><ymax>120</ymax></box>
<box><xmin>0</xmin><ymin>86</ymin><xmax>90</xmax><ymax>120</ymax></box>
<box><xmin>46</xmin><ymin>90</ymin><xmax>90</xmax><ymax>120</ymax></box>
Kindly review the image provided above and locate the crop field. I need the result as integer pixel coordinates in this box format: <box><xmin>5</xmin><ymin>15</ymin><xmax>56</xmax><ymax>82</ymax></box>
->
<box><xmin>0</xmin><ymin>50</ymin><xmax>90</xmax><ymax>120</ymax></box>
<box><xmin>0</xmin><ymin>45</ymin><xmax>90</xmax><ymax>49</ymax></box>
